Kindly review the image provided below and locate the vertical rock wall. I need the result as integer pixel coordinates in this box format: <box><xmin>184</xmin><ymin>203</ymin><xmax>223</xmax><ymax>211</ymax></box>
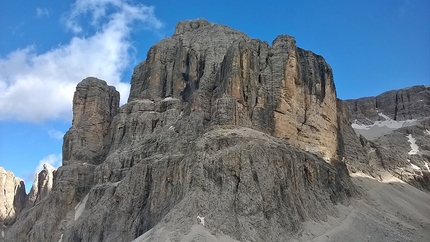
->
<box><xmin>129</xmin><ymin>19</ymin><xmax>339</xmax><ymax>159</ymax></box>
<box><xmin>63</xmin><ymin>77</ymin><xmax>120</xmax><ymax>165</ymax></box>
<box><xmin>0</xmin><ymin>167</ymin><xmax>26</xmax><ymax>227</ymax></box>
<box><xmin>26</xmin><ymin>164</ymin><xmax>57</xmax><ymax>207</ymax></box>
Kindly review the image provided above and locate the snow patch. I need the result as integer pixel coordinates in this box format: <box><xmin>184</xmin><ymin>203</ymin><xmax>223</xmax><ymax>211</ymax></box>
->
<box><xmin>351</xmin><ymin>113</ymin><xmax>417</xmax><ymax>140</ymax></box>
<box><xmin>168</xmin><ymin>126</ymin><xmax>175</xmax><ymax>130</ymax></box>
<box><xmin>197</xmin><ymin>215</ymin><xmax>205</xmax><ymax>226</ymax></box>
<box><xmin>131</xmin><ymin>228</ymin><xmax>154</xmax><ymax>242</ymax></box>
<box><xmin>424</xmin><ymin>161</ymin><xmax>430</xmax><ymax>172</ymax></box>
<box><xmin>351</xmin><ymin>122</ymin><xmax>370</xmax><ymax>130</ymax></box>
<box><xmin>406</xmin><ymin>134</ymin><xmax>419</xmax><ymax>155</ymax></box>
<box><xmin>162</xmin><ymin>97</ymin><xmax>178</xmax><ymax>102</ymax></box>
<box><xmin>411</xmin><ymin>163</ymin><xmax>421</xmax><ymax>170</ymax></box>
<box><xmin>58</xmin><ymin>233</ymin><xmax>63</xmax><ymax>242</ymax></box>
<box><xmin>74</xmin><ymin>193</ymin><xmax>89</xmax><ymax>221</ymax></box>
<box><xmin>407</xmin><ymin>159</ymin><xmax>422</xmax><ymax>171</ymax></box>
<box><xmin>425</xmin><ymin>130</ymin><xmax>430</xmax><ymax>135</ymax></box>
<box><xmin>376</xmin><ymin>113</ymin><xmax>415</xmax><ymax>129</ymax></box>
<box><xmin>132</xmin><ymin>225</ymin><xmax>240</xmax><ymax>242</ymax></box>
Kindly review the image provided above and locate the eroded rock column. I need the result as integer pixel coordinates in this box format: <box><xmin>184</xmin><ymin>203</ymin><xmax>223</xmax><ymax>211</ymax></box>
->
<box><xmin>63</xmin><ymin>77</ymin><xmax>120</xmax><ymax>165</ymax></box>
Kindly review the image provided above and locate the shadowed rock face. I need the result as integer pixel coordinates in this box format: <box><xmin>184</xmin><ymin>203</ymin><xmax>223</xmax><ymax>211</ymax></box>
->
<box><xmin>6</xmin><ymin>20</ymin><xmax>353</xmax><ymax>242</ymax></box>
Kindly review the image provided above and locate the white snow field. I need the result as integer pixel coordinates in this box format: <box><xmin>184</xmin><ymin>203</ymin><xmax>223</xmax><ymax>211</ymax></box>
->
<box><xmin>352</xmin><ymin>113</ymin><xmax>417</xmax><ymax>140</ymax></box>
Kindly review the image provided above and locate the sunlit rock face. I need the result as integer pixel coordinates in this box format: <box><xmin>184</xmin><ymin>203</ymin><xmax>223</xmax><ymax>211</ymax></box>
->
<box><xmin>0</xmin><ymin>167</ymin><xmax>26</xmax><ymax>227</ymax></box>
<box><xmin>26</xmin><ymin>163</ymin><xmax>57</xmax><ymax>207</ymax></box>
<box><xmin>0</xmin><ymin>164</ymin><xmax>59</xmax><ymax>241</ymax></box>
<box><xmin>129</xmin><ymin>19</ymin><xmax>340</xmax><ymax>160</ymax></box>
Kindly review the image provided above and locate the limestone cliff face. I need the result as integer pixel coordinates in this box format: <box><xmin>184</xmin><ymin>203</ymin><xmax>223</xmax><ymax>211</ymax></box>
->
<box><xmin>6</xmin><ymin>20</ymin><xmax>352</xmax><ymax>242</ymax></box>
<box><xmin>63</xmin><ymin>77</ymin><xmax>120</xmax><ymax>165</ymax></box>
<box><xmin>0</xmin><ymin>167</ymin><xmax>26</xmax><ymax>227</ymax></box>
<box><xmin>0</xmin><ymin>168</ymin><xmax>25</xmax><ymax>242</ymax></box>
<box><xmin>130</xmin><ymin>19</ymin><xmax>339</xmax><ymax>159</ymax></box>
<box><xmin>0</xmin><ymin>164</ymin><xmax>57</xmax><ymax>241</ymax></box>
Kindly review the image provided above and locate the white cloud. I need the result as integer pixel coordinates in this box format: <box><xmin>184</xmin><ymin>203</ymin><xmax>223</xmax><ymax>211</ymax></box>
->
<box><xmin>36</xmin><ymin>7</ymin><xmax>50</xmax><ymax>18</ymax></box>
<box><xmin>48</xmin><ymin>129</ymin><xmax>65</xmax><ymax>140</ymax></box>
<box><xmin>35</xmin><ymin>154</ymin><xmax>62</xmax><ymax>173</ymax></box>
<box><xmin>65</xmin><ymin>0</ymin><xmax>162</xmax><ymax>34</ymax></box>
<box><xmin>0</xmin><ymin>0</ymin><xmax>162</xmax><ymax>122</ymax></box>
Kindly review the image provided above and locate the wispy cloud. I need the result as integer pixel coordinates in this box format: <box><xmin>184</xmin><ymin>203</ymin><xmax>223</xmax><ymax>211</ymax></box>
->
<box><xmin>36</xmin><ymin>7</ymin><xmax>50</xmax><ymax>18</ymax></box>
<box><xmin>0</xmin><ymin>0</ymin><xmax>162</xmax><ymax>122</ymax></box>
<box><xmin>35</xmin><ymin>153</ymin><xmax>62</xmax><ymax>173</ymax></box>
<box><xmin>48</xmin><ymin>129</ymin><xmax>65</xmax><ymax>140</ymax></box>
<box><xmin>64</xmin><ymin>0</ymin><xmax>162</xmax><ymax>34</ymax></box>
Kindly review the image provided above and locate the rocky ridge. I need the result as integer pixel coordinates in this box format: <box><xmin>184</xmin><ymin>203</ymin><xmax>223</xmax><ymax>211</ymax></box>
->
<box><xmin>5</xmin><ymin>19</ymin><xmax>353</xmax><ymax>241</ymax></box>
<box><xmin>346</xmin><ymin>85</ymin><xmax>429</xmax><ymax>123</ymax></box>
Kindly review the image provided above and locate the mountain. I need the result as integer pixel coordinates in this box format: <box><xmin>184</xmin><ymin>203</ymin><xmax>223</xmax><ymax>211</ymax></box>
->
<box><xmin>2</xmin><ymin>19</ymin><xmax>430</xmax><ymax>241</ymax></box>
<box><xmin>344</xmin><ymin>86</ymin><xmax>430</xmax><ymax>190</ymax></box>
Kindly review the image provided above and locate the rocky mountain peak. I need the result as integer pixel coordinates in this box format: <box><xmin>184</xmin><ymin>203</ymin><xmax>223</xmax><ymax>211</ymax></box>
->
<box><xmin>1</xmin><ymin>164</ymin><xmax>58</xmax><ymax>241</ymax></box>
<box><xmin>272</xmin><ymin>34</ymin><xmax>296</xmax><ymax>45</ymax></box>
<box><xmin>174</xmin><ymin>19</ymin><xmax>213</xmax><ymax>35</ymax></box>
<box><xmin>27</xmin><ymin>163</ymin><xmax>56</xmax><ymax>207</ymax></box>
<box><xmin>0</xmin><ymin>167</ymin><xmax>26</xmax><ymax>227</ymax></box>
<box><xmin>63</xmin><ymin>77</ymin><xmax>120</xmax><ymax>166</ymax></box>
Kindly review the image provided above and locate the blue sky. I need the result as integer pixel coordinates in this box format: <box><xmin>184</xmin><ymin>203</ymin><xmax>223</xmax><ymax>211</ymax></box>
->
<box><xmin>0</xmin><ymin>0</ymin><xmax>429</xmax><ymax>190</ymax></box>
